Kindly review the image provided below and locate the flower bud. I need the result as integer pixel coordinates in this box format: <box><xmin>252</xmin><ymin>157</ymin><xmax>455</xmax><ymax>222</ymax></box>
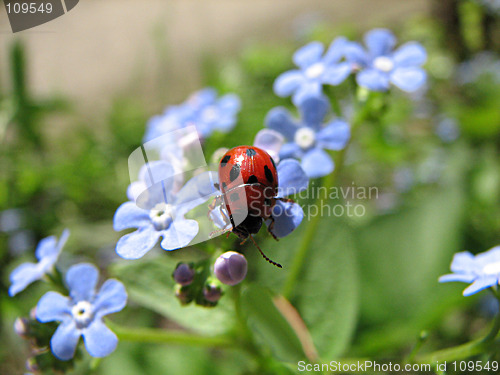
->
<box><xmin>174</xmin><ymin>284</ymin><xmax>193</xmax><ymax>305</ymax></box>
<box><xmin>14</xmin><ymin>317</ymin><xmax>30</xmax><ymax>338</ymax></box>
<box><xmin>172</xmin><ymin>263</ymin><xmax>195</xmax><ymax>286</ymax></box>
<box><xmin>214</xmin><ymin>251</ymin><xmax>247</xmax><ymax>286</ymax></box>
<box><xmin>203</xmin><ymin>283</ymin><xmax>222</xmax><ymax>303</ymax></box>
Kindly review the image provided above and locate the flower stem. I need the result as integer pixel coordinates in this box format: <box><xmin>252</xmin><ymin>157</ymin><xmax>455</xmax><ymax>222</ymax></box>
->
<box><xmin>281</xmin><ymin>147</ymin><xmax>347</xmax><ymax>299</ymax></box>
<box><xmin>483</xmin><ymin>288</ymin><xmax>500</xmax><ymax>342</ymax></box>
<box><xmin>110</xmin><ymin>322</ymin><xmax>233</xmax><ymax>348</ymax></box>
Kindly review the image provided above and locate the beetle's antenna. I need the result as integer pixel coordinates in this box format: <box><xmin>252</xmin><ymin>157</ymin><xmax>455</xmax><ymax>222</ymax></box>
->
<box><xmin>248</xmin><ymin>235</ymin><xmax>282</xmax><ymax>268</ymax></box>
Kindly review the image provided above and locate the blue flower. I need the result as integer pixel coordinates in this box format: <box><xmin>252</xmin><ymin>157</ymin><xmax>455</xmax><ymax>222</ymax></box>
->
<box><xmin>144</xmin><ymin>88</ymin><xmax>241</xmax><ymax>141</ymax></box>
<box><xmin>114</xmin><ymin>161</ymin><xmax>213</xmax><ymax>259</ymax></box>
<box><xmin>345</xmin><ymin>28</ymin><xmax>427</xmax><ymax>92</ymax></box>
<box><xmin>439</xmin><ymin>246</ymin><xmax>500</xmax><ymax>296</ymax></box>
<box><xmin>267</xmin><ymin>159</ymin><xmax>308</xmax><ymax>238</ymax></box>
<box><xmin>9</xmin><ymin>229</ymin><xmax>69</xmax><ymax>297</ymax></box>
<box><xmin>274</xmin><ymin>37</ymin><xmax>351</xmax><ymax>104</ymax></box>
<box><xmin>36</xmin><ymin>263</ymin><xmax>127</xmax><ymax>360</ymax></box>
<box><xmin>265</xmin><ymin>95</ymin><xmax>350</xmax><ymax>178</ymax></box>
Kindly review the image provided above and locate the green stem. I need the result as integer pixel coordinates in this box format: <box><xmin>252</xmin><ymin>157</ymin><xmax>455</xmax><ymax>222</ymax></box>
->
<box><xmin>414</xmin><ymin>338</ymin><xmax>499</xmax><ymax>364</ymax></box>
<box><xmin>110</xmin><ymin>322</ymin><xmax>233</xmax><ymax>348</ymax></box>
<box><xmin>483</xmin><ymin>288</ymin><xmax>500</xmax><ymax>342</ymax></box>
<box><xmin>281</xmin><ymin>148</ymin><xmax>347</xmax><ymax>299</ymax></box>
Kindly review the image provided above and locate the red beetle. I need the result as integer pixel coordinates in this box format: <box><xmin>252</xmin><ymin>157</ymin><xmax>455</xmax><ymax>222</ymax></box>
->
<box><xmin>212</xmin><ymin>145</ymin><xmax>284</xmax><ymax>267</ymax></box>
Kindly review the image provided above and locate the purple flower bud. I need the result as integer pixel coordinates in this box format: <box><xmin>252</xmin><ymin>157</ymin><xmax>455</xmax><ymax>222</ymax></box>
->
<box><xmin>214</xmin><ymin>251</ymin><xmax>247</xmax><ymax>286</ymax></box>
<box><xmin>203</xmin><ymin>284</ymin><xmax>222</xmax><ymax>303</ymax></box>
<box><xmin>172</xmin><ymin>263</ymin><xmax>195</xmax><ymax>286</ymax></box>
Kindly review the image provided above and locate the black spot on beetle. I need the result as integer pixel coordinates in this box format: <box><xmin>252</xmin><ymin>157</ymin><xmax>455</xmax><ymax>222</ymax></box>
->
<box><xmin>246</xmin><ymin>148</ymin><xmax>257</xmax><ymax>157</ymax></box>
<box><xmin>221</xmin><ymin>182</ymin><xmax>227</xmax><ymax>190</ymax></box>
<box><xmin>247</xmin><ymin>175</ymin><xmax>258</xmax><ymax>184</ymax></box>
<box><xmin>230</xmin><ymin>193</ymin><xmax>240</xmax><ymax>202</ymax></box>
<box><xmin>229</xmin><ymin>164</ymin><xmax>241</xmax><ymax>182</ymax></box>
<box><xmin>270</xmin><ymin>157</ymin><xmax>277</xmax><ymax>169</ymax></box>
<box><xmin>264</xmin><ymin>165</ymin><xmax>274</xmax><ymax>183</ymax></box>
<box><xmin>220</xmin><ymin>155</ymin><xmax>231</xmax><ymax>167</ymax></box>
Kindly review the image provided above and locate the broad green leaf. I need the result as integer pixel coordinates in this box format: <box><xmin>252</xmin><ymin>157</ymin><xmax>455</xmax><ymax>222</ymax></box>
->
<box><xmin>252</xmin><ymin>218</ymin><xmax>359</xmax><ymax>359</ymax></box>
<box><xmin>241</xmin><ymin>284</ymin><xmax>307</xmax><ymax>363</ymax></box>
<box><xmin>111</xmin><ymin>255</ymin><xmax>234</xmax><ymax>336</ymax></box>
<box><xmin>355</xmin><ymin>148</ymin><xmax>467</xmax><ymax>327</ymax></box>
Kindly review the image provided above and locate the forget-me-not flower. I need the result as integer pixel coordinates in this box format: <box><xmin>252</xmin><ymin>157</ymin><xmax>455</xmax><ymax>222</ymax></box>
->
<box><xmin>265</xmin><ymin>95</ymin><xmax>350</xmax><ymax>178</ymax></box>
<box><xmin>345</xmin><ymin>28</ymin><xmax>427</xmax><ymax>92</ymax></box>
<box><xmin>439</xmin><ymin>246</ymin><xmax>500</xmax><ymax>296</ymax></box>
<box><xmin>9</xmin><ymin>229</ymin><xmax>69</xmax><ymax>297</ymax></box>
<box><xmin>144</xmin><ymin>88</ymin><xmax>241</xmax><ymax>141</ymax></box>
<box><xmin>36</xmin><ymin>263</ymin><xmax>127</xmax><ymax>360</ymax></box>
<box><xmin>114</xmin><ymin>161</ymin><xmax>213</xmax><ymax>259</ymax></box>
<box><xmin>274</xmin><ymin>37</ymin><xmax>351</xmax><ymax>104</ymax></box>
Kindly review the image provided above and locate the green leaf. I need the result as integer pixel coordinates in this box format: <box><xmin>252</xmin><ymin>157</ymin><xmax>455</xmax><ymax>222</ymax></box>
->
<box><xmin>111</xmin><ymin>255</ymin><xmax>235</xmax><ymax>336</ymax></box>
<box><xmin>355</xmin><ymin>148</ymin><xmax>467</xmax><ymax>327</ymax></box>
<box><xmin>241</xmin><ymin>284</ymin><xmax>307</xmax><ymax>363</ymax></box>
<box><xmin>252</xmin><ymin>218</ymin><xmax>359</xmax><ymax>359</ymax></box>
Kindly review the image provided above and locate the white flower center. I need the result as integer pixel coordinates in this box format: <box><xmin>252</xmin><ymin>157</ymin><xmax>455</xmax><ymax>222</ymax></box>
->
<box><xmin>304</xmin><ymin>62</ymin><xmax>325</xmax><ymax>79</ymax></box>
<box><xmin>483</xmin><ymin>261</ymin><xmax>500</xmax><ymax>275</ymax></box>
<box><xmin>71</xmin><ymin>301</ymin><xmax>93</xmax><ymax>328</ymax></box>
<box><xmin>373</xmin><ymin>56</ymin><xmax>394</xmax><ymax>72</ymax></box>
<box><xmin>202</xmin><ymin>106</ymin><xmax>218</xmax><ymax>122</ymax></box>
<box><xmin>294</xmin><ymin>127</ymin><xmax>316</xmax><ymax>149</ymax></box>
<box><xmin>149</xmin><ymin>203</ymin><xmax>175</xmax><ymax>230</ymax></box>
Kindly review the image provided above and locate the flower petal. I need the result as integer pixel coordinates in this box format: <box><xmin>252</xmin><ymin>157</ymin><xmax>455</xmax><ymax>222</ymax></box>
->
<box><xmin>390</xmin><ymin>67</ymin><xmax>426</xmax><ymax>92</ymax></box>
<box><xmin>175</xmin><ymin>171</ymin><xmax>219</xmax><ymax>216</ymax></box>
<box><xmin>66</xmin><ymin>263</ymin><xmax>99</xmax><ymax>302</ymax></box>
<box><xmin>277</xmin><ymin>159</ymin><xmax>309</xmax><ymax>197</ymax></box>
<box><xmin>254</xmin><ymin>129</ymin><xmax>285</xmax><ymax>163</ymax></box>
<box><xmin>449</xmin><ymin>251</ymin><xmax>477</xmax><ymax>274</ymax></box>
<box><xmin>82</xmin><ymin>319</ymin><xmax>118</xmax><ymax>358</ymax></box>
<box><xmin>357</xmin><ymin>69</ymin><xmax>390</xmax><ymax>91</ymax></box>
<box><xmin>364</xmin><ymin>28</ymin><xmax>396</xmax><ymax>57</ymax></box>
<box><xmin>279</xmin><ymin>143</ymin><xmax>302</xmax><ymax>160</ymax></box>
<box><xmin>93</xmin><ymin>279</ymin><xmax>128</xmax><ymax>318</ymax></box>
<box><xmin>438</xmin><ymin>273</ymin><xmax>476</xmax><ymax>283</ymax></box>
<box><xmin>34</xmin><ymin>236</ymin><xmax>57</xmax><ymax>261</ymax></box>
<box><xmin>316</xmin><ymin>119</ymin><xmax>350</xmax><ymax>150</ymax></box>
<box><xmin>218</xmin><ymin>93</ymin><xmax>241</xmax><ymax>113</ymax></box>
<box><xmin>51</xmin><ymin>320</ymin><xmax>81</xmax><ymax>361</ymax></box>
<box><xmin>301</xmin><ymin>148</ymin><xmax>334</xmax><ymax>178</ymax></box>
<box><xmin>9</xmin><ymin>262</ymin><xmax>42</xmax><ymax>296</ymax></box>
<box><xmin>268</xmin><ymin>200</ymin><xmax>304</xmax><ymax>238</ymax></box>
<box><xmin>293</xmin><ymin>41</ymin><xmax>324</xmax><ymax>69</ymax></box>
<box><xmin>344</xmin><ymin>42</ymin><xmax>368</xmax><ymax>65</ymax></box>
<box><xmin>160</xmin><ymin>219</ymin><xmax>199</xmax><ymax>250</ymax></box>
<box><xmin>113</xmin><ymin>202</ymin><xmax>150</xmax><ymax>231</ymax></box>
<box><xmin>463</xmin><ymin>276</ymin><xmax>499</xmax><ymax>296</ymax></box>
<box><xmin>293</xmin><ymin>82</ymin><xmax>323</xmax><ymax>106</ymax></box>
<box><xmin>36</xmin><ymin>291</ymin><xmax>72</xmax><ymax>322</ymax></box>
<box><xmin>298</xmin><ymin>95</ymin><xmax>330</xmax><ymax>129</ymax></box>
<box><xmin>116</xmin><ymin>226</ymin><xmax>161</xmax><ymax>259</ymax></box>
<box><xmin>265</xmin><ymin>107</ymin><xmax>299</xmax><ymax>141</ymax></box>
<box><xmin>393</xmin><ymin>42</ymin><xmax>427</xmax><ymax>67</ymax></box>
<box><xmin>273</xmin><ymin>70</ymin><xmax>305</xmax><ymax>97</ymax></box>
<box><xmin>321</xmin><ymin>62</ymin><xmax>352</xmax><ymax>86</ymax></box>
<box><xmin>323</xmin><ymin>37</ymin><xmax>348</xmax><ymax>64</ymax></box>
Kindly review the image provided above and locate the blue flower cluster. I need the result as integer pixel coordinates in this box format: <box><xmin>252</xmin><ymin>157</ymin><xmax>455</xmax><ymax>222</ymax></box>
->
<box><xmin>144</xmin><ymin>88</ymin><xmax>241</xmax><ymax>142</ymax></box>
<box><xmin>268</xmin><ymin>28</ymin><xmax>427</xmax><ymax>178</ymax></box>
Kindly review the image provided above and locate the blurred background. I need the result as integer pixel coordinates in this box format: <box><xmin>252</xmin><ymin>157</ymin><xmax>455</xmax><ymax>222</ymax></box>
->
<box><xmin>1</xmin><ymin>0</ymin><xmax>499</xmax><ymax>374</ymax></box>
